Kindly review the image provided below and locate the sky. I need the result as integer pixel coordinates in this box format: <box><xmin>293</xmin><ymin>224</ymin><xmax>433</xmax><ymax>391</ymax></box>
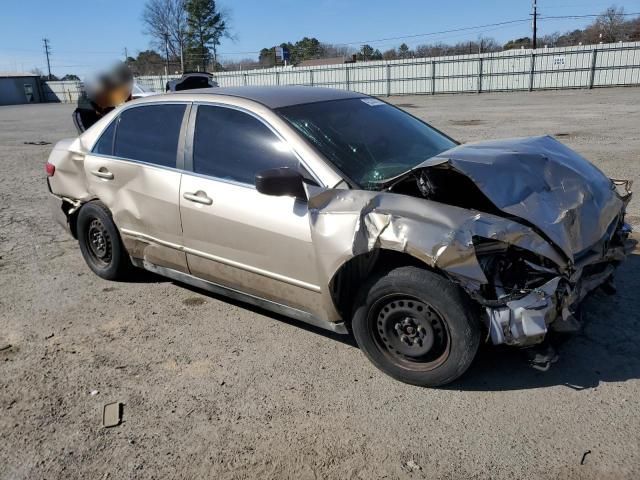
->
<box><xmin>1</xmin><ymin>0</ymin><xmax>639</xmax><ymax>77</ymax></box>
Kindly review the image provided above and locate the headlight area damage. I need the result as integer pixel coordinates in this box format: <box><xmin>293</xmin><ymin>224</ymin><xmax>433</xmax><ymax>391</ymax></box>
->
<box><xmin>308</xmin><ymin>136</ymin><xmax>633</xmax><ymax>348</ymax></box>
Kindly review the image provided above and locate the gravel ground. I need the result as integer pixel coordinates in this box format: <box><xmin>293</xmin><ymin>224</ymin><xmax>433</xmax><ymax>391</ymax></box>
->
<box><xmin>1</xmin><ymin>88</ymin><xmax>640</xmax><ymax>479</ymax></box>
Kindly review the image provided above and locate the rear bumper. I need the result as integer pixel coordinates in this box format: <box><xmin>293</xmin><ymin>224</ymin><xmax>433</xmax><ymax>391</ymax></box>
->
<box><xmin>48</xmin><ymin>192</ymin><xmax>72</xmax><ymax>234</ymax></box>
<box><xmin>47</xmin><ymin>179</ymin><xmax>79</xmax><ymax>236</ymax></box>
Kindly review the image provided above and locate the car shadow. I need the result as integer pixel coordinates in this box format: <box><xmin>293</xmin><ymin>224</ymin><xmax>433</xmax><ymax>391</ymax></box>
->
<box><xmin>175</xmin><ymin>282</ymin><xmax>358</xmax><ymax>348</ymax></box>
<box><xmin>124</xmin><ymin>268</ymin><xmax>167</xmax><ymax>283</ymax></box>
<box><xmin>129</xmin><ymin>253</ymin><xmax>640</xmax><ymax>391</ymax></box>
<box><xmin>448</xmin><ymin>253</ymin><xmax>640</xmax><ymax>391</ymax></box>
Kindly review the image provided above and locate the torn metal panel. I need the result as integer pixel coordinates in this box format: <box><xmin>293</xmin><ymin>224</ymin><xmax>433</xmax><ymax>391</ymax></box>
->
<box><xmin>308</xmin><ymin>189</ymin><xmax>565</xmax><ymax>290</ymax></box>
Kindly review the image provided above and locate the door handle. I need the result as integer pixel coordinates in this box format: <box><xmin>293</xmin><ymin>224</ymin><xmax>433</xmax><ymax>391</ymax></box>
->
<box><xmin>183</xmin><ymin>191</ymin><xmax>213</xmax><ymax>205</ymax></box>
<box><xmin>91</xmin><ymin>169</ymin><xmax>114</xmax><ymax>180</ymax></box>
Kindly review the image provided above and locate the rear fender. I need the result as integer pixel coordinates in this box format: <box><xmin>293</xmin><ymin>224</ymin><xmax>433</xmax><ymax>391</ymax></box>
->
<box><xmin>47</xmin><ymin>137</ymin><xmax>92</xmax><ymax>200</ymax></box>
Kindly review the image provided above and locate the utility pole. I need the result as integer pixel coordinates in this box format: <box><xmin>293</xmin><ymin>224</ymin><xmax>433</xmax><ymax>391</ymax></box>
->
<box><xmin>163</xmin><ymin>33</ymin><xmax>170</xmax><ymax>79</ymax></box>
<box><xmin>124</xmin><ymin>47</ymin><xmax>128</xmax><ymax>62</ymax></box>
<box><xmin>180</xmin><ymin>40</ymin><xmax>184</xmax><ymax>73</ymax></box>
<box><xmin>531</xmin><ymin>0</ymin><xmax>538</xmax><ymax>50</ymax></box>
<box><xmin>43</xmin><ymin>38</ymin><xmax>52</xmax><ymax>80</ymax></box>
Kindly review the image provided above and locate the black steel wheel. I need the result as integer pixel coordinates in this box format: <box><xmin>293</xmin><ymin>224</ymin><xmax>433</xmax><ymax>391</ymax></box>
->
<box><xmin>371</xmin><ymin>295</ymin><xmax>451</xmax><ymax>370</ymax></box>
<box><xmin>77</xmin><ymin>201</ymin><xmax>131</xmax><ymax>280</ymax></box>
<box><xmin>351</xmin><ymin>266</ymin><xmax>480</xmax><ymax>387</ymax></box>
<box><xmin>86</xmin><ymin>218</ymin><xmax>113</xmax><ymax>267</ymax></box>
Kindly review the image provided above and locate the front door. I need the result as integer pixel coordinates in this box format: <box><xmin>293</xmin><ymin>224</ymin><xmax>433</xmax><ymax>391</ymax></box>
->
<box><xmin>179</xmin><ymin>104</ymin><xmax>323</xmax><ymax>312</ymax></box>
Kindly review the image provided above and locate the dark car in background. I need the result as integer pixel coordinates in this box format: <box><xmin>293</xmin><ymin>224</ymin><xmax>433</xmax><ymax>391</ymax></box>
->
<box><xmin>166</xmin><ymin>72</ymin><xmax>219</xmax><ymax>92</ymax></box>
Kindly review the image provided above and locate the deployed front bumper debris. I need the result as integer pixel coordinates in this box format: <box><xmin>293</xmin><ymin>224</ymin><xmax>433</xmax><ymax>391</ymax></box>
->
<box><xmin>484</xmin><ymin>220</ymin><xmax>632</xmax><ymax>346</ymax></box>
<box><xmin>487</xmin><ymin>277</ymin><xmax>561</xmax><ymax>346</ymax></box>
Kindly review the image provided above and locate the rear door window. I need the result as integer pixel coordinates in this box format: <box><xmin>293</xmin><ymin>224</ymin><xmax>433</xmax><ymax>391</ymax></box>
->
<box><xmin>114</xmin><ymin>104</ymin><xmax>186</xmax><ymax>168</ymax></box>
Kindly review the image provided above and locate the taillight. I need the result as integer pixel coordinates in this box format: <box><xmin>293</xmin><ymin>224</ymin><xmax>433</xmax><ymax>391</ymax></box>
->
<box><xmin>45</xmin><ymin>162</ymin><xmax>55</xmax><ymax>177</ymax></box>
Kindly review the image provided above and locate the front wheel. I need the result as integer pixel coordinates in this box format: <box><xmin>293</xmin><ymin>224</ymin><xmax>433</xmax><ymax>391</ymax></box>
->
<box><xmin>77</xmin><ymin>201</ymin><xmax>131</xmax><ymax>280</ymax></box>
<box><xmin>351</xmin><ymin>266</ymin><xmax>481</xmax><ymax>387</ymax></box>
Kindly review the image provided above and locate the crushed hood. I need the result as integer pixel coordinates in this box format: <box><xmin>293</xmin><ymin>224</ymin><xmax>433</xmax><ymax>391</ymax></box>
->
<box><xmin>412</xmin><ymin>135</ymin><xmax>625</xmax><ymax>260</ymax></box>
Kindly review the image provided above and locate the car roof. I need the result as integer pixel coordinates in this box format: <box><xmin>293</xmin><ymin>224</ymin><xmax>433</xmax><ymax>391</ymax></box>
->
<box><xmin>157</xmin><ymin>86</ymin><xmax>366</xmax><ymax>109</ymax></box>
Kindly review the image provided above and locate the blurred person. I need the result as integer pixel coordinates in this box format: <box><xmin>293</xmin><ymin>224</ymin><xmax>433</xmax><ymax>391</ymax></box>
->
<box><xmin>72</xmin><ymin>63</ymin><xmax>133</xmax><ymax>133</ymax></box>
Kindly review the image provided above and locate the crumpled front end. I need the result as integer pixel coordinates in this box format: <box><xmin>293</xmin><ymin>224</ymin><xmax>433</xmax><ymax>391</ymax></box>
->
<box><xmin>308</xmin><ymin>136</ymin><xmax>633</xmax><ymax>348</ymax></box>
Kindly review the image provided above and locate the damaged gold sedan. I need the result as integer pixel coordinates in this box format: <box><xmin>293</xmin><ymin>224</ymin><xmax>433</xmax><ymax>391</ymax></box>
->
<box><xmin>46</xmin><ymin>86</ymin><xmax>633</xmax><ymax>386</ymax></box>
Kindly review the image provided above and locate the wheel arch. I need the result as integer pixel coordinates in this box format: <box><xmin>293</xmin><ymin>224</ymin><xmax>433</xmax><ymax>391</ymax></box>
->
<box><xmin>328</xmin><ymin>249</ymin><xmax>447</xmax><ymax>321</ymax></box>
<box><xmin>64</xmin><ymin>196</ymin><xmax>99</xmax><ymax>239</ymax></box>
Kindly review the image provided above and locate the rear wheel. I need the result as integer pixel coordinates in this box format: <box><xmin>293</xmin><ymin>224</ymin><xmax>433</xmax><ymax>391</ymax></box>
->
<box><xmin>351</xmin><ymin>266</ymin><xmax>480</xmax><ymax>387</ymax></box>
<box><xmin>77</xmin><ymin>201</ymin><xmax>131</xmax><ymax>280</ymax></box>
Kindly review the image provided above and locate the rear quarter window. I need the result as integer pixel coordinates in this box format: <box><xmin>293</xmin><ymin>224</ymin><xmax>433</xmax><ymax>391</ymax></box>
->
<box><xmin>92</xmin><ymin>120</ymin><xmax>116</xmax><ymax>155</ymax></box>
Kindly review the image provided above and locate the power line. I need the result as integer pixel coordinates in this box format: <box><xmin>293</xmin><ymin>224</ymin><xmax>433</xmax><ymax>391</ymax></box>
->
<box><xmin>539</xmin><ymin>12</ymin><xmax>640</xmax><ymax>19</ymax></box>
<box><xmin>203</xmin><ymin>18</ymin><xmax>534</xmax><ymax>56</ymax></box>
<box><xmin>0</xmin><ymin>47</ymin><xmax>122</xmax><ymax>55</ymax></box>
<box><xmin>9</xmin><ymin>10</ymin><xmax>640</xmax><ymax>70</ymax></box>
<box><xmin>213</xmin><ymin>11</ymin><xmax>640</xmax><ymax>56</ymax></box>
<box><xmin>333</xmin><ymin>18</ymin><xmax>533</xmax><ymax>46</ymax></box>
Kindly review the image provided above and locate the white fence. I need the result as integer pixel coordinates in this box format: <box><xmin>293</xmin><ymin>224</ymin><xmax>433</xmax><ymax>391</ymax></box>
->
<box><xmin>43</xmin><ymin>41</ymin><xmax>640</xmax><ymax>103</ymax></box>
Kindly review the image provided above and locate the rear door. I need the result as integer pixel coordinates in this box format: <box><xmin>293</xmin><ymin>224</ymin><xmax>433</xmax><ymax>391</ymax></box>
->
<box><xmin>84</xmin><ymin>102</ymin><xmax>190</xmax><ymax>272</ymax></box>
<box><xmin>179</xmin><ymin>104</ymin><xmax>323</xmax><ymax>312</ymax></box>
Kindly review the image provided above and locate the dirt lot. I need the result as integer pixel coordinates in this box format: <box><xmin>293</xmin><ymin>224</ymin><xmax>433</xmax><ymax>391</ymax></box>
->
<box><xmin>1</xmin><ymin>88</ymin><xmax>640</xmax><ymax>479</ymax></box>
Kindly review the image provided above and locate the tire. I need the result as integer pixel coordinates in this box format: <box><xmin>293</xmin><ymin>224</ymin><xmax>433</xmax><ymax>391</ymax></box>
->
<box><xmin>76</xmin><ymin>201</ymin><xmax>131</xmax><ymax>280</ymax></box>
<box><xmin>351</xmin><ymin>266</ymin><xmax>481</xmax><ymax>387</ymax></box>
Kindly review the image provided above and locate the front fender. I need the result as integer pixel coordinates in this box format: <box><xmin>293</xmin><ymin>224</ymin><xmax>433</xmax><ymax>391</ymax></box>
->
<box><xmin>308</xmin><ymin>189</ymin><xmax>566</xmax><ymax>298</ymax></box>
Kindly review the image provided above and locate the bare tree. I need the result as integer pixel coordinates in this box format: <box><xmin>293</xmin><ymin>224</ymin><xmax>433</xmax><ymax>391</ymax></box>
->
<box><xmin>382</xmin><ymin>48</ymin><xmax>398</xmax><ymax>60</ymax></box>
<box><xmin>540</xmin><ymin>32</ymin><xmax>561</xmax><ymax>48</ymax></box>
<box><xmin>221</xmin><ymin>57</ymin><xmax>261</xmax><ymax>71</ymax></box>
<box><xmin>319</xmin><ymin>43</ymin><xmax>355</xmax><ymax>59</ymax></box>
<box><xmin>630</xmin><ymin>17</ymin><xmax>640</xmax><ymax>41</ymax></box>
<box><xmin>413</xmin><ymin>37</ymin><xmax>500</xmax><ymax>58</ymax></box>
<box><xmin>595</xmin><ymin>6</ymin><xmax>628</xmax><ymax>42</ymax></box>
<box><xmin>142</xmin><ymin>0</ymin><xmax>188</xmax><ymax>71</ymax></box>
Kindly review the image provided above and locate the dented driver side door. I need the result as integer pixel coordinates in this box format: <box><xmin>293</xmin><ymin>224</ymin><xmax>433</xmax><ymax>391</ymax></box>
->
<box><xmin>83</xmin><ymin>103</ymin><xmax>191</xmax><ymax>272</ymax></box>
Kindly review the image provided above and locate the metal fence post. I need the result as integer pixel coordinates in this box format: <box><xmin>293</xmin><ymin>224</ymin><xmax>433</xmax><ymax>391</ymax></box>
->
<box><xmin>528</xmin><ymin>52</ymin><xmax>536</xmax><ymax>92</ymax></box>
<box><xmin>477</xmin><ymin>57</ymin><xmax>483</xmax><ymax>94</ymax></box>
<box><xmin>588</xmin><ymin>49</ymin><xmax>598</xmax><ymax>89</ymax></box>
<box><xmin>309</xmin><ymin>69</ymin><xmax>314</xmax><ymax>87</ymax></box>
<box><xmin>431</xmin><ymin>60</ymin><xmax>436</xmax><ymax>95</ymax></box>
<box><xmin>386</xmin><ymin>64</ymin><xmax>391</xmax><ymax>97</ymax></box>
<box><xmin>346</xmin><ymin>66</ymin><xmax>350</xmax><ymax>91</ymax></box>
<box><xmin>275</xmin><ymin>71</ymin><xmax>280</xmax><ymax>86</ymax></box>
<box><xmin>243</xmin><ymin>73</ymin><xmax>248</xmax><ymax>86</ymax></box>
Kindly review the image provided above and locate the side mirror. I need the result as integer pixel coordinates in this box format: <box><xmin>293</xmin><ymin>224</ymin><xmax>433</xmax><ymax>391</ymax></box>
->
<box><xmin>255</xmin><ymin>167</ymin><xmax>307</xmax><ymax>199</ymax></box>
